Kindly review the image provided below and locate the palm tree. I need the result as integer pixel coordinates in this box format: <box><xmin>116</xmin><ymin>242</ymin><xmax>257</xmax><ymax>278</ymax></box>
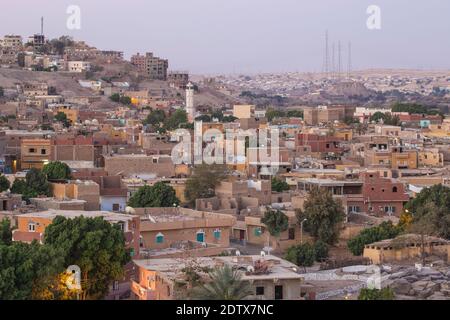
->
<box><xmin>189</xmin><ymin>265</ymin><xmax>253</xmax><ymax>300</ymax></box>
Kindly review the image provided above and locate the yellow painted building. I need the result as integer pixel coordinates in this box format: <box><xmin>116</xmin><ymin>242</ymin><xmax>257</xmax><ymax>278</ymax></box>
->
<box><xmin>55</xmin><ymin>107</ymin><xmax>78</xmax><ymax>124</ymax></box>
<box><xmin>418</xmin><ymin>149</ymin><xmax>444</xmax><ymax>167</ymax></box>
<box><xmin>20</xmin><ymin>139</ymin><xmax>51</xmax><ymax>170</ymax></box>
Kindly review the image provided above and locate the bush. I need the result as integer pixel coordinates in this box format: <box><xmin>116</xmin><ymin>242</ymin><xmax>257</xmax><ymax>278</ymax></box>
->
<box><xmin>358</xmin><ymin>287</ymin><xmax>395</xmax><ymax>300</ymax></box>
<box><xmin>0</xmin><ymin>175</ymin><xmax>10</xmax><ymax>192</ymax></box>
<box><xmin>284</xmin><ymin>243</ymin><xmax>315</xmax><ymax>268</ymax></box>
<box><xmin>347</xmin><ymin>221</ymin><xmax>402</xmax><ymax>256</ymax></box>
<box><xmin>313</xmin><ymin>240</ymin><xmax>329</xmax><ymax>261</ymax></box>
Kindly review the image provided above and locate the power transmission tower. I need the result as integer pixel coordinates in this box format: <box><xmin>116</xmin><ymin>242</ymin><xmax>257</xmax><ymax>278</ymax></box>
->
<box><xmin>338</xmin><ymin>41</ymin><xmax>342</xmax><ymax>79</ymax></box>
<box><xmin>332</xmin><ymin>42</ymin><xmax>336</xmax><ymax>79</ymax></box>
<box><xmin>322</xmin><ymin>30</ymin><xmax>330</xmax><ymax>77</ymax></box>
<box><xmin>347</xmin><ymin>42</ymin><xmax>352</xmax><ymax>79</ymax></box>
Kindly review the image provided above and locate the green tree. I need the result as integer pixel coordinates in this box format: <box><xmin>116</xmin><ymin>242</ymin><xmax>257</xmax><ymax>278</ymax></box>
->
<box><xmin>370</xmin><ymin>112</ymin><xmax>387</xmax><ymax>123</ymax></box>
<box><xmin>44</xmin><ymin>216</ymin><xmax>130</xmax><ymax>300</ymax></box>
<box><xmin>110</xmin><ymin>93</ymin><xmax>120</xmax><ymax>103</ymax></box>
<box><xmin>347</xmin><ymin>221</ymin><xmax>402</xmax><ymax>256</ymax></box>
<box><xmin>296</xmin><ymin>187</ymin><xmax>345</xmax><ymax>245</ymax></box>
<box><xmin>261</xmin><ymin>208</ymin><xmax>289</xmax><ymax>237</ymax></box>
<box><xmin>0</xmin><ymin>242</ymin><xmax>64</xmax><ymax>300</ymax></box>
<box><xmin>144</xmin><ymin>109</ymin><xmax>166</xmax><ymax>126</ymax></box>
<box><xmin>384</xmin><ymin>113</ymin><xmax>401</xmax><ymax>126</ymax></box>
<box><xmin>11</xmin><ymin>179</ymin><xmax>28</xmax><ymax>195</ymax></box>
<box><xmin>313</xmin><ymin>240</ymin><xmax>329</xmax><ymax>261</ymax></box>
<box><xmin>284</xmin><ymin>243</ymin><xmax>316</xmax><ymax>270</ymax></box>
<box><xmin>164</xmin><ymin>109</ymin><xmax>188</xmax><ymax>131</ymax></box>
<box><xmin>184</xmin><ymin>164</ymin><xmax>228</xmax><ymax>207</ymax></box>
<box><xmin>0</xmin><ymin>174</ymin><xmax>10</xmax><ymax>192</ymax></box>
<box><xmin>195</xmin><ymin>115</ymin><xmax>212</xmax><ymax>122</ymax></box>
<box><xmin>271</xmin><ymin>177</ymin><xmax>290</xmax><ymax>192</ymax></box>
<box><xmin>0</xmin><ymin>218</ymin><xmax>13</xmax><ymax>246</ymax></box>
<box><xmin>358</xmin><ymin>287</ymin><xmax>395</xmax><ymax>300</ymax></box>
<box><xmin>128</xmin><ymin>182</ymin><xmax>180</xmax><ymax>208</ymax></box>
<box><xmin>11</xmin><ymin>169</ymin><xmax>51</xmax><ymax>202</ymax></box>
<box><xmin>404</xmin><ymin>184</ymin><xmax>450</xmax><ymax>239</ymax></box>
<box><xmin>190</xmin><ymin>265</ymin><xmax>252</xmax><ymax>300</ymax></box>
<box><xmin>54</xmin><ymin>112</ymin><xmax>71</xmax><ymax>128</ymax></box>
<box><xmin>266</xmin><ymin>108</ymin><xmax>286</xmax><ymax>122</ymax></box>
<box><xmin>120</xmin><ymin>96</ymin><xmax>132</xmax><ymax>105</ymax></box>
<box><xmin>286</xmin><ymin>110</ymin><xmax>303</xmax><ymax>118</ymax></box>
<box><xmin>43</xmin><ymin>161</ymin><xmax>72</xmax><ymax>181</ymax></box>
<box><xmin>25</xmin><ymin>168</ymin><xmax>51</xmax><ymax>197</ymax></box>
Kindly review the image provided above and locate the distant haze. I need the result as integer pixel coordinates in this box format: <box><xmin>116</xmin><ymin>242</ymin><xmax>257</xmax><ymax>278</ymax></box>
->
<box><xmin>1</xmin><ymin>0</ymin><xmax>450</xmax><ymax>74</ymax></box>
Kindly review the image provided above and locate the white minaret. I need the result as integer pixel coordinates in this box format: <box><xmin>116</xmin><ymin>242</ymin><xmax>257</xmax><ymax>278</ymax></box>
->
<box><xmin>186</xmin><ymin>82</ymin><xmax>195</xmax><ymax>121</ymax></box>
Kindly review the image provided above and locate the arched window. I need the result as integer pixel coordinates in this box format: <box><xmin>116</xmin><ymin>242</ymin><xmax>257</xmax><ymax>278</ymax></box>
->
<box><xmin>155</xmin><ymin>232</ymin><xmax>164</xmax><ymax>244</ymax></box>
<box><xmin>392</xmin><ymin>187</ymin><xmax>398</xmax><ymax>193</ymax></box>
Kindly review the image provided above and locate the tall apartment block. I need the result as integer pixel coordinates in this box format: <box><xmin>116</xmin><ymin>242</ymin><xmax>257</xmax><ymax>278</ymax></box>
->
<box><xmin>131</xmin><ymin>52</ymin><xmax>168</xmax><ymax>81</ymax></box>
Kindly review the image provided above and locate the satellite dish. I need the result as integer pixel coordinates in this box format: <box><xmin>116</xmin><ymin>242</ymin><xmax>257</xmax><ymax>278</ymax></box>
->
<box><xmin>260</xmin><ymin>251</ymin><xmax>266</xmax><ymax>257</ymax></box>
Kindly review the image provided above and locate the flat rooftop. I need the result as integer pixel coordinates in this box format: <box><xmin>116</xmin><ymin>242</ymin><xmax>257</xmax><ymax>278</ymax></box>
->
<box><xmin>133</xmin><ymin>255</ymin><xmax>304</xmax><ymax>282</ymax></box>
<box><xmin>19</xmin><ymin>209</ymin><xmax>136</xmax><ymax>222</ymax></box>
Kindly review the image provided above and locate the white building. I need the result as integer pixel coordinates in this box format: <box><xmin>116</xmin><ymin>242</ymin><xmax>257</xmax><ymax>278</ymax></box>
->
<box><xmin>185</xmin><ymin>82</ymin><xmax>195</xmax><ymax>121</ymax></box>
<box><xmin>67</xmin><ymin>61</ymin><xmax>91</xmax><ymax>73</ymax></box>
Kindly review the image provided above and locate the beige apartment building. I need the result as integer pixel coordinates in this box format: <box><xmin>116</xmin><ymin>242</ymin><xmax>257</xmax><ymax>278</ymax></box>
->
<box><xmin>135</xmin><ymin>207</ymin><xmax>235</xmax><ymax>252</ymax></box>
<box><xmin>233</xmin><ymin>105</ymin><xmax>255</xmax><ymax>119</ymax></box>
<box><xmin>20</xmin><ymin>139</ymin><xmax>51</xmax><ymax>170</ymax></box>
<box><xmin>67</xmin><ymin>61</ymin><xmax>91</xmax><ymax>73</ymax></box>
<box><xmin>131</xmin><ymin>255</ymin><xmax>304</xmax><ymax>300</ymax></box>
<box><xmin>1</xmin><ymin>35</ymin><xmax>22</xmax><ymax>48</ymax></box>
<box><xmin>104</xmin><ymin>154</ymin><xmax>176</xmax><ymax>178</ymax></box>
<box><xmin>418</xmin><ymin>149</ymin><xmax>444</xmax><ymax>168</ymax></box>
<box><xmin>51</xmin><ymin>180</ymin><xmax>100</xmax><ymax>211</ymax></box>
<box><xmin>303</xmin><ymin>105</ymin><xmax>355</xmax><ymax>125</ymax></box>
<box><xmin>131</xmin><ymin>52</ymin><xmax>168</xmax><ymax>80</ymax></box>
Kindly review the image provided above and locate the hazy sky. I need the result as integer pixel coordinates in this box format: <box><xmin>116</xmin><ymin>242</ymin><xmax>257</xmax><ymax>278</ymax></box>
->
<box><xmin>1</xmin><ymin>0</ymin><xmax>450</xmax><ymax>74</ymax></box>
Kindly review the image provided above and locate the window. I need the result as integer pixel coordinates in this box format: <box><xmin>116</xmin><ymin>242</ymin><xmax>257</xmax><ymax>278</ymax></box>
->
<box><xmin>29</xmin><ymin>148</ymin><xmax>36</xmax><ymax>153</ymax></box>
<box><xmin>156</xmin><ymin>233</ymin><xmax>164</xmax><ymax>244</ymax></box>
<box><xmin>113</xmin><ymin>281</ymin><xmax>119</xmax><ymax>291</ymax></box>
<box><xmin>130</xmin><ymin>248</ymin><xmax>135</xmax><ymax>257</ymax></box>
<box><xmin>213</xmin><ymin>229</ymin><xmax>221</xmax><ymax>240</ymax></box>
<box><xmin>254</xmin><ymin>227</ymin><xmax>262</xmax><ymax>237</ymax></box>
<box><xmin>256</xmin><ymin>287</ymin><xmax>265</xmax><ymax>296</ymax></box>
<box><xmin>348</xmin><ymin>206</ymin><xmax>360</xmax><ymax>213</ymax></box>
<box><xmin>28</xmin><ymin>223</ymin><xmax>36</xmax><ymax>232</ymax></box>
<box><xmin>392</xmin><ymin>187</ymin><xmax>398</xmax><ymax>193</ymax></box>
<box><xmin>41</xmin><ymin>149</ymin><xmax>46</xmax><ymax>155</ymax></box>
<box><xmin>117</xmin><ymin>222</ymin><xmax>125</xmax><ymax>231</ymax></box>
<box><xmin>196</xmin><ymin>230</ymin><xmax>205</xmax><ymax>243</ymax></box>
<box><xmin>152</xmin><ymin>158</ymin><xmax>158</xmax><ymax>164</ymax></box>
<box><xmin>112</xmin><ymin>203</ymin><xmax>120</xmax><ymax>212</ymax></box>
<box><xmin>288</xmin><ymin>228</ymin><xmax>295</xmax><ymax>240</ymax></box>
